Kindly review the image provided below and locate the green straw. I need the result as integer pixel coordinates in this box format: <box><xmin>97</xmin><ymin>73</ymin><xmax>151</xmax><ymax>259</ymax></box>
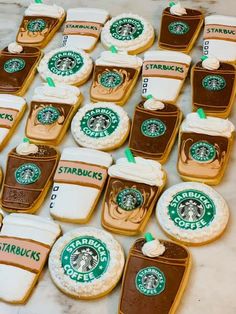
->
<box><xmin>110</xmin><ymin>45</ymin><xmax>118</xmax><ymax>53</ymax></box>
<box><xmin>201</xmin><ymin>55</ymin><xmax>208</xmax><ymax>61</ymax></box>
<box><xmin>146</xmin><ymin>94</ymin><xmax>153</xmax><ymax>100</ymax></box>
<box><xmin>35</xmin><ymin>0</ymin><xmax>43</xmax><ymax>3</ymax></box>
<box><xmin>125</xmin><ymin>148</ymin><xmax>136</xmax><ymax>163</ymax></box>
<box><xmin>197</xmin><ymin>108</ymin><xmax>206</xmax><ymax>119</ymax></box>
<box><xmin>169</xmin><ymin>1</ymin><xmax>176</xmax><ymax>7</ymax></box>
<box><xmin>23</xmin><ymin>137</ymin><xmax>30</xmax><ymax>143</ymax></box>
<box><xmin>145</xmin><ymin>232</ymin><xmax>155</xmax><ymax>242</ymax></box>
<box><xmin>46</xmin><ymin>77</ymin><xmax>55</xmax><ymax>87</ymax></box>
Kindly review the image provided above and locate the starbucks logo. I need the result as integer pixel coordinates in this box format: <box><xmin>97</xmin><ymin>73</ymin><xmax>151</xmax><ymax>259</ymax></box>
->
<box><xmin>4</xmin><ymin>58</ymin><xmax>25</xmax><ymax>73</ymax></box>
<box><xmin>100</xmin><ymin>71</ymin><xmax>123</xmax><ymax>89</ymax></box>
<box><xmin>27</xmin><ymin>19</ymin><xmax>46</xmax><ymax>32</ymax></box>
<box><xmin>168</xmin><ymin>189</ymin><xmax>216</xmax><ymax>230</ymax></box>
<box><xmin>168</xmin><ymin>21</ymin><xmax>190</xmax><ymax>35</ymax></box>
<box><xmin>141</xmin><ymin>119</ymin><xmax>166</xmax><ymax>137</ymax></box>
<box><xmin>190</xmin><ymin>141</ymin><xmax>216</xmax><ymax>163</ymax></box>
<box><xmin>15</xmin><ymin>163</ymin><xmax>41</xmax><ymax>185</ymax></box>
<box><xmin>116</xmin><ymin>188</ymin><xmax>143</xmax><ymax>211</ymax></box>
<box><xmin>110</xmin><ymin>18</ymin><xmax>144</xmax><ymax>41</ymax></box>
<box><xmin>37</xmin><ymin>107</ymin><xmax>60</xmax><ymax>125</ymax></box>
<box><xmin>48</xmin><ymin>51</ymin><xmax>84</xmax><ymax>76</ymax></box>
<box><xmin>80</xmin><ymin>108</ymin><xmax>120</xmax><ymax>138</ymax></box>
<box><xmin>61</xmin><ymin>236</ymin><xmax>110</xmax><ymax>283</ymax></box>
<box><xmin>135</xmin><ymin>267</ymin><xmax>166</xmax><ymax>296</ymax></box>
<box><xmin>202</xmin><ymin>75</ymin><xmax>226</xmax><ymax>91</ymax></box>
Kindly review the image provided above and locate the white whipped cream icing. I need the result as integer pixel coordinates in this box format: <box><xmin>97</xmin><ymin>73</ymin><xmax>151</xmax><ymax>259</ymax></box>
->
<box><xmin>181</xmin><ymin>112</ymin><xmax>235</xmax><ymax>138</ymax></box>
<box><xmin>16</xmin><ymin>141</ymin><xmax>38</xmax><ymax>155</ymax></box>
<box><xmin>144</xmin><ymin>98</ymin><xmax>165</xmax><ymax>110</ymax></box>
<box><xmin>25</xmin><ymin>3</ymin><xmax>65</xmax><ymax>18</ymax></box>
<box><xmin>202</xmin><ymin>56</ymin><xmax>220</xmax><ymax>70</ymax></box>
<box><xmin>96</xmin><ymin>51</ymin><xmax>143</xmax><ymax>68</ymax></box>
<box><xmin>142</xmin><ymin>239</ymin><xmax>165</xmax><ymax>257</ymax></box>
<box><xmin>108</xmin><ymin>157</ymin><xmax>164</xmax><ymax>186</ymax></box>
<box><xmin>170</xmin><ymin>2</ymin><xmax>187</xmax><ymax>16</ymax></box>
<box><xmin>8</xmin><ymin>42</ymin><xmax>23</xmax><ymax>54</ymax></box>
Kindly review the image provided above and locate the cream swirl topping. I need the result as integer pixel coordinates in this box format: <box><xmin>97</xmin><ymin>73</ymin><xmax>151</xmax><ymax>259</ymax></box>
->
<box><xmin>96</xmin><ymin>51</ymin><xmax>143</xmax><ymax>68</ymax></box>
<box><xmin>8</xmin><ymin>42</ymin><xmax>23</xmax><ymax>54</ymax></box>
<box><xmin>202</xmin><ymin>56</ymin><xmax>220</xmax><ymax>70</ymax></box>
<box><xmin>142</xmin><ymin>239</ymin><xmax>165</xmax><ymax>257</ymax></box>
<box><xmin>25</xmin><ymin>3</ymin><xmax>64</xmax><ymax>18</ymax></box>
<box><xmin>170</xmin><ymin>2</ymin><xmax>187</xmax><ymax>16</ymax></box>
<box><xmin>144</xmin><ymin>98</ymin><xmax>165</xmax><ymax>110</ymax></box>
<box><xmin>16</xmin><ymin>141</ymin><xmax>38</xmax><ymax>155</ymax></box>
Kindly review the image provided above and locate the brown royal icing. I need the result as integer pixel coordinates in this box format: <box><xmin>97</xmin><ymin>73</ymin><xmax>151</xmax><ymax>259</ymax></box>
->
<box><xmin>0</xmin><ymin>46</ymin><xmax>41</xmax><ymax>94</ymax></box>
<box><xmin>159</xmin><ymin>7</ymin><xmax>203</xmax><ymax>51</ymax></box>
<box><xmin>119</xmin><ymin>239</ymin><xmax>190</xmax><ymax>314</ymax></box>
<box><xmin>1</xmin><ymin>145</ymin><xmax>58</xmax><ymax>211</ymax></box>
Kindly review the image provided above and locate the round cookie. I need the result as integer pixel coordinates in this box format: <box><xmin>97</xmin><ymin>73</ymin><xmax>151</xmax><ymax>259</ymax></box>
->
<box><xmin>48</xmin><ymin>227</ymin><xmax>125</xmax><ymax>299</ymax></box>
<box><xmin>101</xmin><ymin>13</ymin><xmax>155</xmax><ymax>54</ymax></box>
<box><xmin>37</xmin><ymin>47</ymin><xmax>93</xmax><ymax>86</ymax></box>
<box><xmin>156</xmin><ymin>182</ymin><xmax>229</xmax><ymax>245</ymax></box>
<box><xmin>71</xmin><ymin>102</ymin><xmax>130</xmax><ymax>151</ymax></box>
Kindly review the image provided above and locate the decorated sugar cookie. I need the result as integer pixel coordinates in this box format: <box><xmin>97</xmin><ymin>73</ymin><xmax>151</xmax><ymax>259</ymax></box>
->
<box><xmin>37</xmin><ymin>47</ymin><xmax>93</xmax><ymax>86</ymax></box>
<box><xmin>101</xmin><ymin>13</ymin><xmax>155</xmax><ymax>54</ymax></box>
<box><xmin>119</xmin><ymin>233</ymin><xmax>191</xmax><ymax>314</ymax></box>
<box><xmin>50</xmin><ymin>147</ymin><xmax>112</xmax><ymax>223</ymax></box>
<box><xmin>0</xmin><ymin>213</ymin><xmax>61</xmax><ymax>304</ymax></box>
<box><xmin>49</xmin><ymin>227</ymin><xmax>125</xmax><ymax>299</ymax></box>
<box><xmin>203</xmin><ymin>15</ymin><xmax>236</xmax><ymax>63</ymax></box>
<box><xmin>71</xmin><ymin>102</ymin><xmax>130</xmax><ymax>151</ymax></box>
<box><xmin>159</xmin><ymin>2</ymin><xmax>203</xmax><ymax>53</ymax></box>
<box><xmin>1</xmin><ymin>139</ymin><xmax>59</xmax><ymax>213</ymax></box>
<box><xmin>156</xmin><ymin>182</ymin><xmax>229</xmax><ymax>245</ymax></box>
<box><xmin>0</xmin><ymin>42</ymin><xmax>42</xmax><ymax>95</ymax></box>
<box><xmin>62</xmin><ymin>8</ymin><xmax>109</xmax><ymax>52</ymax></box>
<box><xmin>16</xmin><ymin>2</ymin><xmax>65</xmax><ymax>48</ymax></box>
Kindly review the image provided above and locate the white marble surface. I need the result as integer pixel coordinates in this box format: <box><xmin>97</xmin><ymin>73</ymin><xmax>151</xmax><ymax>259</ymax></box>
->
<box><xmin>0</xmin><ymin>0</ymin><xmax>236</xmax><ymax>313</ymax></box>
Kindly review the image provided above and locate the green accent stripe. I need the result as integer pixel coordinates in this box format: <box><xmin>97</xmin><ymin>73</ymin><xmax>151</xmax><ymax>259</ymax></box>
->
<box><xmin>197</xmin><ymin>108</ymin><xmax>206</xmax><ymax>119</ymax></box>
<box><xmin>125</xmin><ymin>148</ymin><xmax>136</xmax><ymax>163</ymax></box>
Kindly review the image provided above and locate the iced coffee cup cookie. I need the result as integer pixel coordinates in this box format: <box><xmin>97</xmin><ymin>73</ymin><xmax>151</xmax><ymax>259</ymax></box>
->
<box><xmin>50</xmin><ymin>147</ymin><xmax>112</xmax><ymax>223</ymax></box>
<box><xmin>142</xmin><ymin>50</ymin><xmax>191</xmax><ymax>103</ymax></box>
<box><xmin>62</xmin><ymin>8</ymin><xmax>109</xmax><ymax>52</ymax></box>
<box><xmin>71</xmin><ymin>102</ymin><xmax>130</xmax><ymax>151</ymax></box>
<box><xmin>0</xmin><ymin>43</ymin><xmax>42</xmax><ymax>95</ymax></box>
<box><xmin>38</xmin><ymin>47</ymin><xmax>93</xmax><ymax>86</ymax></box>
<box><xmin>48</xmin><ymin>227</ymin><xmax>125</xmax><ymax>299</ymax></box>
<box><xmin>119</xmin><ymin>233</ymin><xmax>191</xmax><ymax>314</ymax></box>
<box><xmin>159</xmin><ymin>2</ymin><xmax>203</xmax><ymax>53</ymax></box>
<box><xmin>156</xmin><ymin>182</ymin><xmax>230</xmax><ymax>245</ymax></box>
<box><xmin>1</xmin><ymin>139</ymin><xmax>59</xmax><ymax>214</ymax></box>
<box><xmin>25</xmin><ymin>79</ymin><xmax>82</xmax><ymax>145</ymax></box>
<box><xmin>177</xmin><ymin>110</ymin><xmax>235</xmax><ymax>185</ymax></box>
<box><xmin>203</xmin><ymin>15</ymin><xmax>236</xmax><ymax>63</ymax></box>
<box><xmin>90</xmin><ymin>49</ymin><xmax>143</xmax><ymax>106</ymax></box>
<box><xmin>101</xmin><ymin>13</ymin><xmax>155</xmax><ymax>54</ymax></box>
<box><xmin>0</xmin><ymin>94</ymin><xmax>26</xmax><ymax>151</ymax></box>
<box><xmin>0</xmin><ymin>213</ymin><xmax>61</xmax><ymax>304</ymax></box>
<box><xmin>16</xmin><ymin>2</ymin><xmax>65</xmax><ymax>48</ymax></box>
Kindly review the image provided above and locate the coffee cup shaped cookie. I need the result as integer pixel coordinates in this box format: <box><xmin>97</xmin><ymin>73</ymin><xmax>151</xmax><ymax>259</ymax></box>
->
<box><xmin>203</xmin><ymin>15</ymin><xmax>236</xmax><ymax>63</ymax></box>
<box><xmin>0</xmin><ymin>43</ymin><xmax>42</xmax><ymax>96</ymax></box>
<box><xmin>25</xmin><ymin>80</ymin><xmax>82</xmax><ymax>145</ymax></box>
<box><xmin>177</xmin><ymin>110</ymin><xmax>235</xmax><ymax>185</ymax></box>
<box><xmin>159</xmin><ymin>1</ymin><xmax>203</xmax><ymax>53</ymax></box>
<box><xmin>119</xmin><ymin>233</ymin><xmax>191</xmax><ymax>314</ymax></box>
<box><xmin>101</xmin><ymin>13</ymin><xmax>155</xmax><ymax>54</ymax></box>
<box><xmin>49</xmin><ymin>227</ymin><xmax>125</xmax><ymax>299</ymax></box>
<box><xmin>192</xmin><ymin>56</ymin><xmax>236</xmax><ymax>118</ymax></box>
<box><xmin>156</xmin><ymin>182</ymin><xmax>229</xmax><ymax>245</ymax></box>
<box><xmin>0</xmin><ymin>213</ymin><xmax>61</xmax><ymax>304</ymax></box>
<box><xmin>1</xmin><ymin>139</ymin><xmax>59</xmax><ymax>214</ymax></box>
<box><xmin>16</xmin><ymin>2</ymin><xmax>65</xmax><ymax>48</ymax></box>
<box><xmin>50</xmin><ymin>147</ymin><xmax>112</xmax><ymax>223</ymax></box>
<box><xmin>129</xmin><ymin>97</ymin><xmax>182</xmax><ymax>163</ymax></box>
<box><xmin>62</xmin><ymin>8</ymin><xmax>109</xmax><ymax>52</ymax></box>
<box><xmin>102</xmin><ymin>150</ymin><xmax>166</xmax><ymax>235</ymax></box>
<box><xmin>38</xmin><ymin>47</ymin><xmax>93</xmax><ymax>86</ymax></box>
<box><xmin>142</xmin><ymin>50</ymin><xmax>191</xmax><ymax>103</ymax></box>
<box><xmin>0</xmin><ymin>94</ymin><xmax>26</xmax><ymax>151</ymax></box>
<box><xmin>71</xmin><ymin>102</ymin><xmax>130</xmax><ymax>151</ymax></box>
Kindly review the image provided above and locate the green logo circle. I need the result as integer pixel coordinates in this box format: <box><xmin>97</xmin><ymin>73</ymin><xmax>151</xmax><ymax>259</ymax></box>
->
<box><xmin>141</xmin><ymin>119</ymin><xmax>166</xmax><ymax>137</ymax></box>
<box><xmin>48</xmin><ymin>51</ymin><xmax>84</xmax><ymax>76</ymax></box>
<box><xmin>15</xmin><ymin>163</ymin><xmax>41</xmax><ymax>185</ymax></box>
<box><xmin>80</xmin><ymin>107</ymin><xmax>120</xmax><ymax>138</ymax></box>
<box><xmin>37</xmin><ymin>107</ymin><xmax>60</xmax><ymax>125</ymax></box>
<box><xmin>202</xmin><ymin>75</ymin><xmax>226</xmax><ymax>91</ymax></box>
<box><xmin>168</xmin><ymin>189</ymin><xmax>216</xmax><ymax>230</ymax></box>
<box><xmin>190</xmin><ymin>141</ymin><xmax>216</xmax><ymax>163</ymax></box>
<box><xmin>135</xmin><ymin>267</ymin><xmax>166</xmax><ymax>296</ymax></box>
<box><xmin>110</xmin><ymin>18</ymin><xmax>144</xmax><ymax>41</ymax></box>
<box><xmin>168</xmin><ymin>21</ymin><xmax>190</xmax><ymax>35</ymax></box>
<box><xmin>100</xmin><ymin>71</ymin><xmax>123</xmax><ymax>89</ymax></box>
<box><xmin>61</xmin><ymin>236</ymin><xmax>110</xmax><ymax>283</ymax></box>
<box><xmin>4</xmin><ymin>58</ymin><xmax>25</xmax><ymax>73</ymax></box>
<box><xmin>116</xmin><ymin>188</ymin><xmax>143</xmax><ymax>211</ymax></box>
<box><xmin>27</xmin><ymin>19</ymin><xmax>46</xmax><ymax>32</ymax></box>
